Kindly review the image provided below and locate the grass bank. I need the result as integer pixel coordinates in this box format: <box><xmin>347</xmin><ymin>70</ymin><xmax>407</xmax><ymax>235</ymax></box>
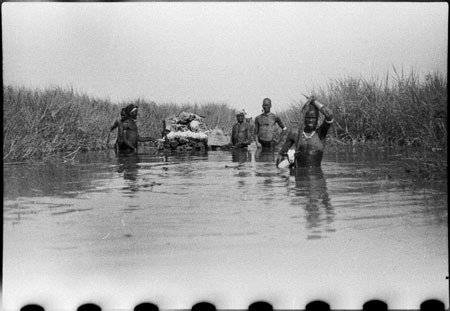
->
<box><xmin>3</xmin><ymin>85</ymin><xmax>237</xmax><ymax>161</ymax></box>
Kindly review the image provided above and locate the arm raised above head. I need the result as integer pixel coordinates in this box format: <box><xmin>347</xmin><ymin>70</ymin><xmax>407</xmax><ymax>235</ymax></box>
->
<box><xmin>307</xmin><ymin>96</ymin><xmax>333</xmax><ymax>122</ymax></box>
<box><xmin>319</xmin><ymin>105</ymin><xmax>333</xmax><ymax>122</ymax></box>
<box><xmin>310</xmin><ymin>97</ymin><xmax>333</xmax><ymax>121</ymax></box>
<box><xmin>311</xmin><ymin>98</ymin><xmax>334</xmax><ymax>139</ymax></box>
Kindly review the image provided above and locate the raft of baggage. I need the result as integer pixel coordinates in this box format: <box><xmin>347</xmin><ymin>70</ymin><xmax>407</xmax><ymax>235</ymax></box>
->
<box><xmin>158</xmin><ymin>111</ymin><xmax>230</xmax><ymax>151</ymax></box>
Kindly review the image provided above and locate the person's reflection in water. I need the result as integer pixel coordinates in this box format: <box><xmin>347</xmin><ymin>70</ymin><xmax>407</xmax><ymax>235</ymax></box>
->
<box><xmin>117</xmin><ymin>153</ymin><xmax>139</xmax><ymax>182</ymax></box>
<box><xmin>253</xmin><ymin>148</ymin><xmax>279</xmax><ymax>201</ymax></box>
<box><xmin>232</xmin><ymin>149</ymin><xmax>252</xmax><ymax>190</ymax></box>
<box><xmin>232</xmin><ymin>148</ymin><xmax>251</xmax><ymax>163</ymax></box>
<box><xmin>254</xmin><ymin>148</ymin><xmax>276</xmax><ymax>163</ymax></box>
<box><xmin>292</xmin><ymin>166</ymin><xmax>335</xmax><ymax>240</ymax></box>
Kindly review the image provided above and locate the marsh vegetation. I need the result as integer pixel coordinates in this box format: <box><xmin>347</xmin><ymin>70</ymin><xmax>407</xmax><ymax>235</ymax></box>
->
<box><xmin>3</xmin><ymin>70</ymin><xmax>447</xmax><ymax>181</ymax></box>
<box><xmin>3</xmin><ymin>86</ymin><xmax>236</xmax><ymax>160</ymax></box>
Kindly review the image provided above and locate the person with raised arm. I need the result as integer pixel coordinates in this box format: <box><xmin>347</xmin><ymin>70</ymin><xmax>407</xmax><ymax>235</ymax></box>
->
<box><xmin>277</xmin><ymin>96</ymin><xmax>333</xmax><ymax>168</ymax></box>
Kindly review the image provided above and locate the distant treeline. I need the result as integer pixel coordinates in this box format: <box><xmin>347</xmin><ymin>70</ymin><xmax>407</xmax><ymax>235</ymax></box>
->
<box><xmin>3</xmin><ymin>70</ymin><xmax>447</xmax><ymax>161</ymax></box>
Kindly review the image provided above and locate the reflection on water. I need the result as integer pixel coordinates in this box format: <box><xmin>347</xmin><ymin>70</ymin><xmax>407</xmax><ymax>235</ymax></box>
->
<box><xmin>3</xmin><ymin>147</ymin><xmax>448</xmax><ymax>310</ymax></box>
<box><xmin>117</xmin><ymin>153</ymin><xmax>140</xmax><ymax>181</ymax></box>
<box><xmin>254</xmin><ymin>147</ymin><xmax>276</xmax><ymax>162</ymax></box>
<box><xmin>232</xmin><ymin>149</ymin><xmax>252</xmax><ymax>163</ymax></box>
<box><xmin>291</xmin><ymin>167</ymin><xmax>334</xmax><ymax>240</ymax></box>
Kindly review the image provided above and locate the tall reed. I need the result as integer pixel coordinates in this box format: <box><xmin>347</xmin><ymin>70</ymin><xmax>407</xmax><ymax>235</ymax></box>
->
<box><xmin>3</xmin><ymin>86</ymin><xmax>116</xmax><ymax>160</ymax></box>
<box><xmin>4</xmin><ymin>70</ymin><xmax>446</xmax><ymax>161</ymax></box>
<box><xmin>3</xmin><ymin>85</ymin><xmax>238</xmax><ymax>161</ymax></box>
<box><xmin>279</xmin><ymin>70</ymin><xmax>447</xmax><ymax>150</ymax></box>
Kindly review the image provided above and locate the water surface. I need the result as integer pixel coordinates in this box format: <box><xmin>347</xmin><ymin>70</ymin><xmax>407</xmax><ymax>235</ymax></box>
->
<box><xmin>3</xmin><ymin>147</ymin><xmax>448</xmax><ymax>310</ymax></box>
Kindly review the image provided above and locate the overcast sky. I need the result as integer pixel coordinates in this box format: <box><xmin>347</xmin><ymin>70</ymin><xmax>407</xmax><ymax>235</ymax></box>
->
<box><xmin>2</xmin><ymin>2</ymin><xmax>448</xmax><ymax>116</ymax></box>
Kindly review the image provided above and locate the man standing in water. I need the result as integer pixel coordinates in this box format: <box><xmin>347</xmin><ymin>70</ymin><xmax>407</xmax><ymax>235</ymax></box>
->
<box><xmin>118</xmin><ymin>104</ymin><xmax>156</xmax><ymax>153</ymax></box>
<box><xmin>108</xmin><ymin>107</ymin><xmax>126</xmax><ymax>153</ymax></box>
<box><xmin>277</xmin><ymin>96</ymin><xmax>333</xmax><ymax>167</ymax></box>
<box><xmin>231</xmin><ymin>110</ymin><xmax>251</xmax><ymax>149</ymax></box>
<box><xmin>254</xmin><ymin>98</ymin><xmax>287</xmax><ymax>148</ymax></box>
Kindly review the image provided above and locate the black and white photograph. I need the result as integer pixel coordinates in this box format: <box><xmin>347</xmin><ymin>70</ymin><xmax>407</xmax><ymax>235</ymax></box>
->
<box><xmin>2</xmin><ymin>2</ymin><xmax>448</xmax><ymax>310</ymax></box>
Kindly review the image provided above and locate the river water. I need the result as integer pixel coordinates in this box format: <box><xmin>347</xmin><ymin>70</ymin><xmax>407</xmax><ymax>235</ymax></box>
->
<box><xmin>3</xmin><ymin>147</ymin><xmax>448</xmax><ymax>310</ymax></box>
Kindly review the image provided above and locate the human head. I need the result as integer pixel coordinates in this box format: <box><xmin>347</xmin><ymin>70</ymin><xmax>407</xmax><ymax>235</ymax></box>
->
<box><xmin>304</xmin><ymin>104</ymin><xmax>319</xmax><ymax>131</ymax></box>
<box><xmin>236</xmin><ymin>111</ymin><xmax>245</xmax><ymax>123</ymax></box>
<box><xmin>124</xmin><ymin>104</ymin><xmax>138</xmax><ymax>120</ymax></box>
<box><xmin>262</xmin><ymin>98</ymin><xmax>272</xmax><ymax>113</ymax></box>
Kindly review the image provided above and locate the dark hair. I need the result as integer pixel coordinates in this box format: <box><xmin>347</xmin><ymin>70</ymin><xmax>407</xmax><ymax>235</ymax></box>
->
<box><xmin>123</xmin><ymin>104</ymin><xmax>138</xmax><ymax>116</ymax></box>
<box><xmin>262</xmin><ymin>98</ymin><xmax>272</xmax><ymax>105</ymax></box>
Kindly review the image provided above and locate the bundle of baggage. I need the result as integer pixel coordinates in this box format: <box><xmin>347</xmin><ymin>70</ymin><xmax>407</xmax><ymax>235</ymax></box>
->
<box><xmin>159</xmin><ymin>111</ymin><xmax>210</xmax><ymax>151</ymax></box>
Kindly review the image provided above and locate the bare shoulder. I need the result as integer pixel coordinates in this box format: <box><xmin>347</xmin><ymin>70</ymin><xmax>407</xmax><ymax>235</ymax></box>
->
<box><xmin>271</xmin><ymin>112</ymin><xmax>281</xmax><ymax>119</ymax></box>
<box><xmin>254</xmin><ymin>114</ymin><xmax>264</xmax><ymax>126</ymax></box>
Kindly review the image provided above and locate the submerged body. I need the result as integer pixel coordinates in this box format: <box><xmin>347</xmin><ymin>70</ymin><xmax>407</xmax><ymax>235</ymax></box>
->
<box><xmin>115</xmin><ymin>104</ymin><xmax>156</xmax><ymax>154</ymax></box>
<box><xmin>119</xmin><ymin>118</ymin><xmax>140</xmax><ymax>153</ymax></box>
<box><xmin>254</xmin><ymin>98</ymin><xmax>286</xmax><ymax>148</ymax></box>
<box><xmin>231</xmin><ymin>113</ymin><xmax>251</xmax><ymax>149</ymax></box>
<box><xmin>278</xmin><ymin>97</ymin><xmax>333</xmax><ymax>168</ymax></box>
<box><xmin>280</xmin><ymin>121</ymin><xmax>332</xmax><ymax>167</ymax></box>
<box><xmin>108</xmin><ymin>108</ymin><xmax>127</xmax><ymax>152</ymax></box>
<box><xmin>110</xmin><ymin>118</ymin><xmax>124</xmax><ymax>142</ymax></box>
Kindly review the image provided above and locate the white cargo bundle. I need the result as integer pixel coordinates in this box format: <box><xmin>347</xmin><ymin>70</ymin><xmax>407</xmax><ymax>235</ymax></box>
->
<box><xmin>166</xmin><ymin>131</ymin><xmax>208</xmax><ymax>141</ymax></box>
<box><xmin>160</xmin><ymin>111</ymin><xmax>210</xmax><ymax>151</ymax></box>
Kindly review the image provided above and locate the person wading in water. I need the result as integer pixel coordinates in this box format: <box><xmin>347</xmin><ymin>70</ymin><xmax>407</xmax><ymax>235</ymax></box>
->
<box><xmin>277</xmin><ymin>96</ymin><xmax>333</xmax><ymax>168</ymax></box>
<box><xmin>108</xmin><ymin>107</ymin><xmax>127</xmax><ymax>153</ymax></box>
<box><xmin>117</xmin><ymin>104</ymin><xmax>156</xmax><ymax>154</ymax></box>
<box><xmin>254</xmin><ymin>98</ymin><xmax>287</xmax><ymax>149</ymax></box>
<box><xmin>231</xmin><ymin>110</ymin><xmax>252</xmax><ymax>149</ymax></box>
